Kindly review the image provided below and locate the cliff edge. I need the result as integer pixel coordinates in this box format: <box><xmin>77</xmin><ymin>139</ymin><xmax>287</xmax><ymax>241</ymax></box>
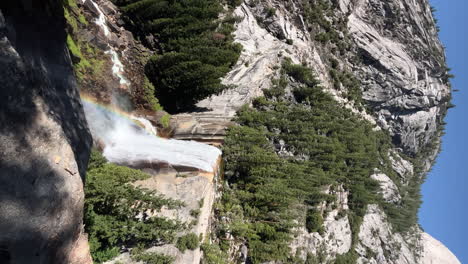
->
<box><xmin>0</xmin><ymin>1</ymin><xmax>92</xmax><ymax>263</ymax></box>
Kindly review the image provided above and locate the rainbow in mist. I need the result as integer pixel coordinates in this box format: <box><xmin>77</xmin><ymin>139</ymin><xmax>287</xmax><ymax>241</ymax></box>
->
<box><xmin>80</xmin><ymin>95</ymin><xmax>221</xmax><ymax>172</ymax></box>
<box><xmin>81</xmin><ymin>94</ymin><xmax>157</xmax><ymax>136</ymax></box>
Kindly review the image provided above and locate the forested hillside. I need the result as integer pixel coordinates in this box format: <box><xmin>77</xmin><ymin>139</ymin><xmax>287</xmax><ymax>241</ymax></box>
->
<box><xmin>113</xmin><ymin>0</ymin><xmax>242</xmax><ymax>112</ymax></box>
<box><xmin>216</xmin><ymin>59</ymin><xmax>424</xmax><ymax>263</ymax></box>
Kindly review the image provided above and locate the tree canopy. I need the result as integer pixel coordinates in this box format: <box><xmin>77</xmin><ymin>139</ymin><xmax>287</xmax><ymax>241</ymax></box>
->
<box><xmin>217</xmin><ymin>59</ymin><xmax>395</xmax><ymax>263</ymax></box>
<box><xmin>84</xmin><ymin>150</ymin><xmax>183</xmax><ymax>263</ymax></box>
<box><xmin>113</xmin><ymin>0</ymin><xmax>242</xmax><ymax>112</ymax></box>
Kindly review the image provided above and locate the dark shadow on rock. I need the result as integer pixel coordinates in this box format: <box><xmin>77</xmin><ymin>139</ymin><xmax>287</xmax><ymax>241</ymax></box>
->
<box><xmin>183</xmin><ymin>105</ymin><xmax>212</xmax><ymax>113</ymax></box>
<box><xmin>0</xmin><ymin>1</ymin><xmax>92</xmax><ymax>263</ymax></box>
<box><xmin>0</xmin><ymin>0</ymin><xmax>92</xmax><ymax>177</ymax></box>
<box><xmin>0</xmin><ymin>156</ymin><xmax>82</xmax><ymax>263</ymax></box>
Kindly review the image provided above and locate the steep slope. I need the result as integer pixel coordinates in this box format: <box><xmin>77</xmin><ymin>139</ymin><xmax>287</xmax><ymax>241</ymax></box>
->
<box><xmin>18</xmin><ymin>0</ymin><xmax>457</xmax><ymax>263</ymax></box>
<box><xmin>0</xmin><ymin>1</ymin><xmax>92</xmax><ymax>263</ymax></box>
<box><xmin>63</xmin><ymin>1</ymin><xmax>227</xmax><ymax>263</ymax></box>
<box><xmin>185</xmin><ymin>0</ymin><xmax>458</xmax><ymax>263</ymax></box>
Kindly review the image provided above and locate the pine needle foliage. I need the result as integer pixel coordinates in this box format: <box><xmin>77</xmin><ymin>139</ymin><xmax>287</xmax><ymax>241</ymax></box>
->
<box><xmin>218</xmin><ymin>59</ymin><xmax>391</xmax><ymax>263</ymax></box>
<box><xmin>112</xmin><ymin>0</ymin><xmax>242</xmax><ymax>112</ymax></box>
<box><xmin>84</xmin><ymin>150</ymin><xmax>183</xmax><ymax>263</ymax></box>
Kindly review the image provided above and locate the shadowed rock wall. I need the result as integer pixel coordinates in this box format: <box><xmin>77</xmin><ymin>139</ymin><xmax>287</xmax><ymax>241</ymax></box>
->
<box><xmin>0</xmin><ymin>1</ymin><xmax>92</xmax><ymax>263</ymax></box>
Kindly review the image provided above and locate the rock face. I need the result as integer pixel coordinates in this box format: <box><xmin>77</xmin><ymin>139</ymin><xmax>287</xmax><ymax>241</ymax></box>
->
<box><xmin>177</xmin><ymin>0</ymin><xmax>450</xmax><ymax>156</ymax></box>
<box><xmin>370</xmin><ymin>172</ymin><xmax>401</xmax><ymax>203</ymax></box>
<box><xmin>74</xmin><ymin>0</ymin><xmax>151</xmax><ymax>109</ymax></box>
<box><xmin>105</xmin><ymin>167</ymin><xmax>220</xmax><ymax>264</ymax></box>
<box><xmin>345</xmin><ymin>0</ymin><xmax>451</xmax><ymax>154</ymax></box>
<box><xmin>182</xmin><ymin>0</ymin><xmax>456</xmax><ymax>263</ymax></box>
<box><xmin>290</xmin><ymin>185</ymin><xmax>352</xmax><ymax>261</ymax></box>
<box><xmin>356</xmin><ymin>206</ymin><xmax>460</xmax><ymax>264</ymax></box>
<box><xmin>7</xmin><ymin>0</ymin><xmax>453</xmax><ymax>262</ymax></box>
<box><xmin>0</xmin><ymin>1</ymin><xmax>92</xmax><ymax>263</ymax></box>
<box><xmin>421</xmin><ymin>233</ymin><xmax>461</xmax><ymax>264</ymax></box>
<box><xmin>356</xmin><ymin>205</ymin><xmax>419</xmax><ymax>264</ymax></box>
<box><xmin>172</xmin><ymin>1</ymin><xmax>320</xmax><ymax>140</ymax></box>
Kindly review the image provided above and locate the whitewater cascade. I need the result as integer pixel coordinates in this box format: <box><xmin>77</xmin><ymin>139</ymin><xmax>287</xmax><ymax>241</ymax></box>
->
<box><xmin>81</xmin><ymin>0</ymin><xmax>221</xmax><ymax>172</ymax></box>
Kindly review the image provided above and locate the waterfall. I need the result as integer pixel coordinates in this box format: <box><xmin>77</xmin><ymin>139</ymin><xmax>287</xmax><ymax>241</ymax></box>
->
<box><xmin>82</xmin><ymin>100</ymin><xmax>221</xmax><ymax>172</ymax></box>
<box><xmin>81</xmin><ymin>0</ymin><xmax>221</xmax><ymax>172</ymax></box>
<box><xmin>106</xmin><ymin>49</ymin><xmax>130</xmax><ymax>86</ymax></box>
<box><xmin>130</xmin><ymin>115</ymin><xmax>158</xmax><ymax>136</ymax></box>
<box><xmin>91</xmin><ymin>0</ymin><xmax>110</xmax><ymax>36</ymax></box>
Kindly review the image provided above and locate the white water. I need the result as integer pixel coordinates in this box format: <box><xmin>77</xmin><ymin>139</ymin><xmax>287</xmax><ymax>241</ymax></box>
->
<box><xmin>82</xmin><ymin>0</ymin><xmax>221</xmax><ymax>172</ymax></box>
<box><xmin>131</xmin><ymin>115</ymin><xmax>158</xmax><ymax>136</ymax></box>
<box><xmin>87</xmin><ymin>0</ymin><xmax>129</xmax><ymax>86</ymax></box>
<box><xmin>91</xmin><ymin>1</ymin><xmax>110</xmax><ymax>36</ymax></box>
<box><xmin>105</xmin><ymin>49</ymin><xmax>130</xmax><ymax>86</ymax></box>
<box><xmin>83</xmin><ymin>101</ymin><xmax>221</xmax><ymax>171</ymax></box>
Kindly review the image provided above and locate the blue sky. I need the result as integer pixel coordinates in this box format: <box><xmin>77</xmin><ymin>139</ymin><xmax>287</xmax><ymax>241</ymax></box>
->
<box><xmin>419</xmin><ymin>0</ymin><xmax>468</xmax><ymax>262</ymax></box>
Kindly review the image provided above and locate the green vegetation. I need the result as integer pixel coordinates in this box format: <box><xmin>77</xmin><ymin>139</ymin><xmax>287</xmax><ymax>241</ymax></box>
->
<box><xmin>190</xmin><ymin>208</ymin><xmax>201</xmax><ymax>218</ymax></box>
<box><xmin>329</xmin><ymin>67</ymin><xmax>363</xmax><ymax>109</ymax></box>
<box><xmin>112</xmin><ymin>0</ymin><xmax>243</xmax><ymax>112</ymax></box>
<box><xmin>383</xmin><ymin>119</ymin><xmax>447</xmax><ymax>234</ymax></box>
<box><xmin>305</xmin><ymin>209</ymin><xmax>324</xmax><ymax>234</ymax></box>
<box><xmin>301</xmin><ymin>0</ymin><xmax>365</xmax><ymax>108</ymax></box>
<box><xmin>214</xmin><ymin>58</ymin><xmax>429</xmax><ymax>262</ymax></box>
<box><xmin>64</xmin><ymin>0</ymin><xmax>162</xmax><ymax>111</ymax></box>
<box><xmin>176</xmin><ymin>233</ymin><xmax>200</xmax><ymax>252</ymax></box>
<box><xmin>64</xmin><ymin>7</ymin><xmax>78</xmax><ymax>32</ymax></box>
<box><xmin>66</xmin><ymin>34</ymin><xmax>83</xmax><ymax>60</ymax></box>
<box><xmin>63</xmin><ymin>0</ymin><xmax>77</xmax><ymax>8</ymax></box>
<box><xmin>66</xmin><ymin>35</ymin><xmax>100</xmax><ymax>81</ymax></box>
<box><xmin>303</xmin><ymin>0</ymin><xmax>347</xmax><ymax>48</ymax></box>
<box><xmin>67</xmin><ymin>37</ymin><xmax>105</xmax><ymax>82</ymax></box>
<box><xmin>84</xmin><ymin>150</ymin><xmax>184</xmax><ymax>263</ymax></box>
<box><xmin>63</xmin><ymin>0</ymin><xmax>88</xmax><ymax>33</ymax></box>
<box><xmin>334</xmin><ymin>251</ymin><xmax>359</xmax><ymax>264</ymax></box>
<box><xmin>131</xmin><ymin>248</ymin><xmax>174</xmax><ymax>264</ymax></box>
<box><xmin>63</xmin><ymin>0</ymin><xmax>108</xmax><ymax>85</ymax></box>
<box><xmin>131</xmin><ymin>75</ymin><xmax>164</xmax><ymax>111</ymax></box>
<box><xmin>215</xmin><ymin>59</ymin><xmax>394</xmax><ymax>263</ymax></box>
<box><xmin>265</xmin><ymin>6</ymin><xmax>276</xmax><ymax>17</ymax></box>
<box><xmin>78</xmin><ymin>13</ymin><xmax>88</xmax><ymax>25</ymax></box>
<box><xmin>200</xmin><ymin>242</ymin><xmax>229</xmax><ymax>264</ymax></box>
<box><xmin>159</xmin><ymin>113</ymin><xmax>171</xmax><ymax>129</ymax></box>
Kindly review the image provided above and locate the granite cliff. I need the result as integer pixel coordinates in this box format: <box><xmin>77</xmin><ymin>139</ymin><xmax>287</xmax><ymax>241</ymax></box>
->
<box><xmin>0</xmin><ymin>0</ymin><xmax>460</xmax><ymax>263</ymax></box>
<box><xmin>0</xmin><ymin>1</ymin><xmax>92</xmax><ymax>263</ymax></box>
<box><xmin>172</xmin><ymin>0</ymin><xmax>458</xmax><ymax>263</ymax></box>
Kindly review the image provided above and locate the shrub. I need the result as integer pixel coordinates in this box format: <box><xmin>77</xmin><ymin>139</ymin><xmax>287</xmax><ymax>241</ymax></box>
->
<box><xmin>131</xmin><ymin>251</ymin><xmax>174</xmax><ymax>264</ymax></box>
<box><xmin>64</xmin><ymin>8</ymin><xmax>78</xmax><ymax>32</ymax></box>
<box><xmin>66</xmin><ymin>35</ymin><xmax>82</xmax><ymax>59</ymax></box>
<box><xmin>176</xmin><ymin>233</ymin><xmax>200</xmax><ymax>252</ymax></box>
<box><xmin>305</xmin><ymin>210</ymin><xmax>324</xmax><ymax>234</ymax></box>
<box><xmin>265</xmin><ymin>7</ymin><xmax>276</xmax><ymax>17</ymax></box>
<box><xmin>142</xmin><ymin>77</ymin><xmax>163</xmax><ymax>111</ymax></box>
<box><xmin>282</xmin><ymin>58</ymin><xmax>319</xmax><ymax>86</ymax></box>
<box><xmin>335</xmin><ymin>251</ymin><xmax>359</xmax><ymax>264</ymax></box>
<box><xmin>190</xmin><ymin>208</ymin><xmax>201</xmax><ymax>218</ymax></box>
<box><xmin>315</xmin><ymin>32</ymin><xmax>330</xmax><ymax>43</ymax></box>
<box><xmin>145</xmin><ymin>53</ymin><xmax>228</xmax><ymax>111</ymax></box>
<box><xmin>200</xmin><ymin>242</ymin><xmax>229</xmax><ymax>264</ymax></box>
<box><xmin>78</xmin><ymin>14</ymin><xmax>88</xmax><ymax>25</ymax></box>
<box><xmin>159</xmin><ymin>113</ymin><xmax>171</xmax><ymax>128</ymax></box>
